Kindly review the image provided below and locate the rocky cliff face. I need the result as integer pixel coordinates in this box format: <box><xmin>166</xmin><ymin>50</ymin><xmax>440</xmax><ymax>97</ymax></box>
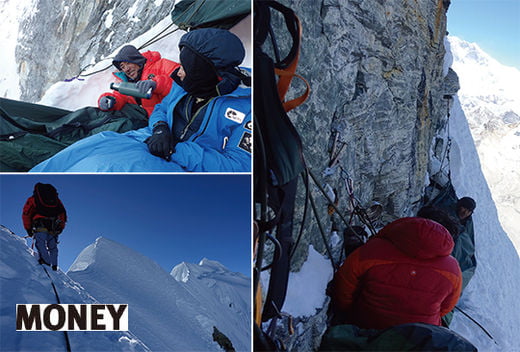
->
<box><xmin>16</xmin><ymin>0</ymin><xmax>174</xmax><ymax>102</ymax></box>
<box><xmin>263</xmin><ymin>0</ymin><xmax>453</xmax><ymax>349</ymax></box>
<box><xmin>272</xmin><ymin>0</ymin><xmax>452</xmax><ymax>263</ymax></box>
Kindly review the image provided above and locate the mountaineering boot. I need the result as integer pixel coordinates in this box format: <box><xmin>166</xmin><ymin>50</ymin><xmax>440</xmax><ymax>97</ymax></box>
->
<box><xmin>52</xmin><ymin>265</ymin><xmax>57</xmax><ymax>271</ymax></box>
<box><xmin>38</xmin><ymin>258</ymin><xmax>50</xmax><ymax>266</ymax></box>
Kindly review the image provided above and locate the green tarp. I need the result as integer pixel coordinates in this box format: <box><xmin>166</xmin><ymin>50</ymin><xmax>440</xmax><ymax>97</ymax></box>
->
<box><xmin>319</xmin><ymin>323</ymin><xmax>477</xmax><ymax>351</ymax></box>
<box><xmin>0</xmin><ymin>98</ymin><xmax>148</xmax><ymax>172</ymax></box>
<box><xmin>171</xmin><ymin>0</ymin><xmax>250</xmax><ymax>30</ymax></box>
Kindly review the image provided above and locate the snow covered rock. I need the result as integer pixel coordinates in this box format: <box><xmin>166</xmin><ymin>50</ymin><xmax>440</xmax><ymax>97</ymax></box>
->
<box><xmin>16</xmin><ymin>0</ymin><xmax>175</xmax><ymax>102</ymax></box>
<box><xmin>171</xmin><ymin>258</ymin><xmax>251</xmax><ymax>351</ymax></box>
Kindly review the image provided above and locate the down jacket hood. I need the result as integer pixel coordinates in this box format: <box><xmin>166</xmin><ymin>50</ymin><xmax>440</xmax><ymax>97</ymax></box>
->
<box><xmin>112</xmin><ymin>45</ymin><xmax>147</xmax><ymax>70</ymax></box>
<box><xmin>178</xmin><ymin>28</ymin><xmax>245</xmax><ymax>69</ymax></box>
<box><xmin>378</xmin><ymin>217</ymin><xmax>454</xmax><ymax>259</ymax></box>
<box><xmin>178</xmin><ymin>28</ymin><xmax>246</xmax><ymax>95</ymax></box>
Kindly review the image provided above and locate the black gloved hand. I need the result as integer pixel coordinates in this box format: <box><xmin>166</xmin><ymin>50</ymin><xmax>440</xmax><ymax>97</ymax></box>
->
<box><xmin>136</xmin><ymin>80</ymin><xmax>157</xmax><ymax>97</ymax></box>
<box><xmin>99</xmin><ymin>96</ymin><xmax>116</xmax><ymax>110</ymax></box>
<box><xmin>145</xmin><ymin>122</ymin><xmax>174</xmax><ymax>161</ymax></box>
<box><xmin>26</xmin><ymin>228</ymin><xmax>34</xmax><ymax>237</ymax></box>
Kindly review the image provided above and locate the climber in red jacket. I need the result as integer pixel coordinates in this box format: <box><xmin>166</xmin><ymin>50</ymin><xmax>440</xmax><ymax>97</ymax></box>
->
<box><xmin>332</xmin><ymin>217</ymin><xmax>462</xmax><ymax>329</ymax></box>
<box><xmin>98</xmin><ymin>45</ymin><xmax>180</xmax><ymax>117</ymax></box>
<box><xmin>22</xmin><ymin>183</ymin><xmax>67</xmax><ymax>271</ymax></box>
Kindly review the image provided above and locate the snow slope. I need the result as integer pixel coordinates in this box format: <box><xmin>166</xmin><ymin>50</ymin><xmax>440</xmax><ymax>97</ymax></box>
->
<box><xmin>68</xmin><ymin>237</ymin><xmax>250</xmax><ymax>352</ymax></box>
<box><xmin>0</xmin><ymin>228</ymin><xmax>149</xmax><ymax>352</ymax></box>
<box><xmin>448</xmin><ymin>36</ymin><xmax>520</xmax><ymax>254</ymax></box>
<box><xmin>1</xmin><ymin>228</ymin><xmax>251</xmax><ymax>352</ymax></box>
<box><xmin>171</xmin><ymin>258</ymin><xmax>251</xmax><ymax>351</ymax></box>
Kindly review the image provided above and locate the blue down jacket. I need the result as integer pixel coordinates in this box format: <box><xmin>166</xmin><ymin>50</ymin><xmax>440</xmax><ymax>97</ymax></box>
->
<box><xmin>30</xmin><ymin>83</ymin><xmax>251</xmax><ymax>172</ymax></box>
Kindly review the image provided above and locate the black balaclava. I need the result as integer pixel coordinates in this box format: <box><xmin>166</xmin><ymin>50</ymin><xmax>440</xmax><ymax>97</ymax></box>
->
<box><xmin>174</xmin><ymin>46</ymin><xmax>220</xmax><ymax>99</ymax></box>
<box><xmin>112</xmin><ymin>45</ymin><xmax>147</xmax><ymax>82</ymax></box>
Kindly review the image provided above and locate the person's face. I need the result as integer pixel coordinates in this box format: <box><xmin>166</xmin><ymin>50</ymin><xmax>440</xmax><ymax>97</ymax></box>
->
<box><xmin>119</xmin><ymin>62</ymin><xmax>140</xmax><ymax>80</ymax></box>
<box><xmin>177</xmin><ymin>65</ymin><xmax>186</xmax><ymax>81</ymax></box>
<box><xmin>457</xmin><ymin>207</ymin><xmax>473</xmax><ymax>221</ymax></box>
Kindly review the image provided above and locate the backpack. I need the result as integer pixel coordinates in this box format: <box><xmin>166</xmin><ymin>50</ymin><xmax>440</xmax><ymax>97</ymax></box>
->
<box><xmin>33</xmin><ymin>183</ymin><xmax>66</xmax><ymax>233</ymax></box>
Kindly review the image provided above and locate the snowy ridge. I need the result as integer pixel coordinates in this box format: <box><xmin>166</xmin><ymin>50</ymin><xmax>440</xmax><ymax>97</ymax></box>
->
<box><xmin>171</xmin><ymin>259</ymin><xmax>251</xmax><ymax>351</ymax></box>
<box><xmin>69</xmin><ymin>237</ymin><xmax>249</xmax><ymax>351</ymax></box>
<box><xmin>0</xmin><ymin>228</ymin><xmax>149</xmax><ymax>352</ymax></box>
<box><xmin>1</xmin><ymin>229</ymin><xmax>250</xmax><ymax>351</ymax></box>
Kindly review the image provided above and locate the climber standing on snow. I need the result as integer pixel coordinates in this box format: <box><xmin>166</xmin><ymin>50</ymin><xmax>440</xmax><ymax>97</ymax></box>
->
<box><xmin>22</xmin><ymin>183</ymin><xmax>67</xmax><ymax>271</ymax></box>
<box><xmin>98</xmin><ymin>45</ymin><xmax>180</xmax><ymax>117</ymax></box>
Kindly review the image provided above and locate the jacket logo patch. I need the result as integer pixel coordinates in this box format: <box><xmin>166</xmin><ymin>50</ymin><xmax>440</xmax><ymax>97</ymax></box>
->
<box><xmin>225</xmin><ymin>108</ymin><xmax>245</xmax><ymax>124</ymax></box>
<box><xmin>238</xmin><ymin>131</ymin><xmax>252</xmax><ymax>154</ymax></box>
<box><xmin>244</xmin><ymin>121</ymin><xmax>252</xmax><ymax>131</ymax></box>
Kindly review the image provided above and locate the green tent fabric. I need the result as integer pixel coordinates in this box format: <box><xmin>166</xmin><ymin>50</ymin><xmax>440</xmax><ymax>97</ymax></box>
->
<box><xmin>319</xmin><ymin>323</ymin><xmax>477</xmax><ymax>351</ymax></box>
<box><xmin>171</xmin><ymin>0</ymin><xmax>250</xmax><ymax>30</ymax></box>
<box><xmin>0</xmin><ymin>98</ymin><xmax>148</xmax><ymax>172</ymax></box>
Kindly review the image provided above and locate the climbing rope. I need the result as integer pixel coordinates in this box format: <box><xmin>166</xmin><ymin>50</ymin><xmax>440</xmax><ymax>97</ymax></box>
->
<box><xmin>64</xmin><ymin>0</ymin><xmax>202</xmax><ymax>82</ymax></box>
<box><xmin>436</xmin><ymin>95</ymin><xmax>454</xmax><ymax>181</ymax></box>
<box><xmin>1</xmin><ymin>225</ymin><xmax>72</xmax><ymax>351</ymax></box>
<box><xmin>41</xmin><ymin>265</ymin><xmax>72</xmax><ymax>352</ymax></box>
<box><xmin>454</xmin><ymin>306</ymin><xmax>498</xmax><ymax>345</ymax></box>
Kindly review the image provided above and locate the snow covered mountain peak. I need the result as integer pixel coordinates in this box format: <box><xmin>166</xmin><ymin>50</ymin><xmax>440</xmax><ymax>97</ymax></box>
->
<box><xmin>171</xmin><ymin>261</ymin><xmax>191</xmax><ymax>282</ymax></box>
<box><xmin>66</xmin><ymin>237</ymin><xmax>250</xmax><ymax>351</ymax></box>
<box><xmin>199</xmin><ymin>257</ymin><xmax>230</xmax><ymax>271</ymax></box>
<box><xmin>448</xmin><ymin>36</ymin><xmax>520</xmax><ymax>110</ymax></box>
<box><xmin>448</xmin><ymin>36</ymin><xmax>520</xmax><ymax>254</ymax></box>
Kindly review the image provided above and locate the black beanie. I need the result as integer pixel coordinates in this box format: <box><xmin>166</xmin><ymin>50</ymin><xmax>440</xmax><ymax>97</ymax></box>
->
<box><xmin>457</xmin><ymin>197</ymin><xmax>476</xmax><ymax>212</ymax></box>
<box><xmin>175</xmin><ymin>46</ymin><xmax>220</xmax><ymax>98</ymax></box>
<box><xmin>112</xmin><ymin>45</ymin><xmax>147</xmax><ymax>71</ymax></box>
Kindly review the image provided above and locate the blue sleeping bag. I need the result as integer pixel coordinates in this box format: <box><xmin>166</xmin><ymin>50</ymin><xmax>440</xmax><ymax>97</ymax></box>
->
<box><xmin>30</xmin><ymin>83</ymin><xmax>251</xmax><ymax>172</ymax></box>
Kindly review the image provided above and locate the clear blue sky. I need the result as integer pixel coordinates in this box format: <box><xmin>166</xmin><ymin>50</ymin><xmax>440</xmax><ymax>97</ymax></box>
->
<box><xmin>447</xmin><ymin>0</ymin><xmax>520</xmax><ymax>69</ymax></box>
<box><xmin>0</xmin><ymin>174</ymin><xmax>251</xmax><ymax>276</ymax></box>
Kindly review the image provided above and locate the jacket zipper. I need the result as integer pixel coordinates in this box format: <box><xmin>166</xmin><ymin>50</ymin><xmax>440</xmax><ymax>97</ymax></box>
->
<box><xmin>179</xmin><ymin>96</ymin><xmax>215</xmax><ymax>141</ymax></box>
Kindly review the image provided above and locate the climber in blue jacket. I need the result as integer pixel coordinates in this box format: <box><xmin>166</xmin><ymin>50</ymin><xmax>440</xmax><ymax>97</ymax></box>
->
<box><xmin>31</xmin><ymin>28</ymin><xmax>251</xmax><ymax>172</ymax></box>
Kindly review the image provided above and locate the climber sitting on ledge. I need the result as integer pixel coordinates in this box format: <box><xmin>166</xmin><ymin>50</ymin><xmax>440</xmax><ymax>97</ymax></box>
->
<box><xmin>331</xmin><ymin>217</ymin><xmax>462</xmax><ymax>329</ymax></box>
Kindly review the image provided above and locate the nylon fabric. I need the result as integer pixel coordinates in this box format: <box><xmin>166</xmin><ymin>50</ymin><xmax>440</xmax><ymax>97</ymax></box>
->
<box><xmin>333</xmin><ymin>218</ymin><xmax>462</xmax><ymax>329</ymax></box>
<box><xmin>1</xmin><ymin>99</ymin><xmax>148</xmax><ymax>172</ymax></box>
<box><xmin>319</xmin><ymin>323</ymin><xmax>477</xmax><ymax>351</ymax></box>
<box><xmin>171</xmin><ymin>0</ymin><xmax>250</xmax><ymax>30</ymax></box>
<box><xmin>30</xmin><ymin>83</ymin><xmax>250</xmax><ymax>172</ymax></box>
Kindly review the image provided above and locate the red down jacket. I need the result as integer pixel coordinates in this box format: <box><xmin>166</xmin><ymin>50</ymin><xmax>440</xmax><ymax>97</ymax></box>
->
<box><xmin>22</xmin><ymin>197</ymin><xmax>67</xmax><ymax>234</ymax></box>
<box><xmin>333</xmin><ymin>217</ymin><xmax>462</xmax><ymax>329</ymax></box>
<box><xmin>98</xmin><ymin>51</ymin><xmax>180</xmax><ymax>117</ymax></box>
